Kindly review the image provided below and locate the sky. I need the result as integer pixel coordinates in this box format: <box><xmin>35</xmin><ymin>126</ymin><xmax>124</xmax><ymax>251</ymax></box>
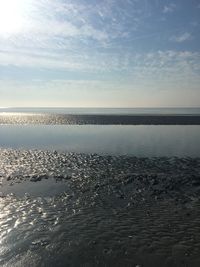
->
<box><xmin>0</xmin><ymin>0</ymin><xmax>200</xmax><ymax>107</ymax></box>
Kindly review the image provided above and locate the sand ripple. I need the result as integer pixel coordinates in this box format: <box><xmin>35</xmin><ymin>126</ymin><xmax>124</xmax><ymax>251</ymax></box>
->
<box><xmin>0</xmin><ymin>149</ymin><xmax>200</xmax><ymax>266</ymax></box>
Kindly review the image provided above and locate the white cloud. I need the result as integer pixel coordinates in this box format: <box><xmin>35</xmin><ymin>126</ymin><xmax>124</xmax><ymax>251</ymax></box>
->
<box><xmin>0</xmin><ymin>50</ymin><xmax>84</xmax><ymax>70</ymax></box>
<box><xmin>0</xmin><ymin>0</ymin><xmax>199</xmax><ymax>107</ymax></box>
<box><xmin>0</xmin><ymin>49</ymin><xmax>123</xmax><ymax>72</ymax></box>
<box><xmin>1</xmin><ymin>49</ymin><xmax>200</xmax><ymax>87</ymax></box>
<box><xmin>121</xmin><ymin>50</ymin><xmax>200</xmax><ymax>94</ymax></box>
<box><xmin>170</xmin><ymin>32</ymin><xmax>192</xmax><ymax>43</ymax></box>
<box><xmin>163</xmin><ymin>3</ymin><xmax>176</xmax><ymax>13</ymax></box>
<box><xmin>0</xmin><ymin>0</ymin><xmax>109</xmax><ymax>45</ymax></box>
<box><xmin>0</xmin><ymin>0</ymin><xmax>146</xmax><ymax>48</ymax></box>
<box><xmin>1</xmin><ymin>62</ymin><xmax>200</xmax><ymax>107</ymax></box>
<box><xmin>1</xmin><ymin>49</ymin><xmax>200</xmax><ymax>107</ymax></box>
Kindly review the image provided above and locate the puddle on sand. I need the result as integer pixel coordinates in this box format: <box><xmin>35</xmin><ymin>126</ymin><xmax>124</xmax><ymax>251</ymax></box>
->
<box><xmin>0</xmin><ymin>178</ymin><xmax>70</xmax><ymax>197</ymax></box>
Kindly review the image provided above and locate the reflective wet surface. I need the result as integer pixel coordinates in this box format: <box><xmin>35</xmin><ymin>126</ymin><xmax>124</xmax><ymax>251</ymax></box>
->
<box><xmin>0</xmin><ymin>149</ymin><xmax>200</xmax><ymax>266</ymax></box>
<box><xmin>0</xmin><ymin>111</ymin><xmax>200</xmax><ymax>267</ymax></box>
<box><xmin>0</xmin><ymin>113</ymin><xmax>200</xmax><ymax>125</ymax></box>
<box><xmin>1</xmin><ymin>195</ymin><xmax>200</xmax><ymax>267</ymax></box>
<box><xmin>0</xmin><ymin>125</ymin><xmax>200</xmax><ymax>157</ymax></box>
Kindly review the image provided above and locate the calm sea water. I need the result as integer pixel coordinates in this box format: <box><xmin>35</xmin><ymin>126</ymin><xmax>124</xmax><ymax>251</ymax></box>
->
<box><xmin>0</xmin><ymin>125</ymin><xmax>200</xmax><ymax>157</ymax></box>
<box><xmin>0</xmin><ymin>108</ymin><xmax>199</xmax><ymax>157</ymax></box>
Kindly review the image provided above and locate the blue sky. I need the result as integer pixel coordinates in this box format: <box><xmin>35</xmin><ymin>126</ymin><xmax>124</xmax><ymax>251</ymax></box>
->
<box><xmin>0</xmin><ymin>0</ymin><xmax>200</xmax><ymax>107</ymax></box>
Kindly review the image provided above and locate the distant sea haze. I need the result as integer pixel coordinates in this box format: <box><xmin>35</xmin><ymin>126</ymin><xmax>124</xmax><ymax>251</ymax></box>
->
<box><xmin>1</xmin><ymin>107</ymin><xmax>200</xmax><ymax>115</ymax></box>
<box><xmin>1</xmin><ymin>107</ymin><xmax>200</xmax><ymax>125</ymax></box>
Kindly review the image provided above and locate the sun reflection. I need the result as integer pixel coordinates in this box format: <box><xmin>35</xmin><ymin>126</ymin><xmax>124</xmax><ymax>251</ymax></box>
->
<box><xmin>0</xmin><ymin>0</ymin><xmax>31</xmax><ymax>36</ymax></box>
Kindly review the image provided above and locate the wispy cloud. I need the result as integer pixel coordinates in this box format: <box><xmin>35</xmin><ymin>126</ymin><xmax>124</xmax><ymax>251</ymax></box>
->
<box><xmin>1</xmin><ymin>49</ymin><xmax>200</xmax><ymax>107</ymax></box>
<box><xmin>1</xmin><ymin>48</ymin><xmax>200</xmax><ymax>107</ymax></box>
<box><xmin>170</xmin><ymin>32</ymin><xmax>192</xmax><ymax>43</ymax></box>
<box><xmin>0</xmin><ymin>0</ymin><xmax>199</xmax><ymax>107</ymax></box>
<box><xmin>1</xmin><ymin>48</ymin><xmax>199</xmax><ymax>90</ymax></box>
<box><xmin>0</xmin><ymin>0</ymin><xmax>110</xmax><ymax>47</ymax></box>
<box><xmin>0</xmin><ymin>49</ymin><xmax>117</xmax><ymax>73</ymax></box>
<box><xmin>126</xmin><ymin>51</ymin><xmax>200</xmax><ymax>89</ymax></box>
<box><xmin>0</xmin><ymin>0</ymin><xmax>150</xmax><ymax>48</ymax></box>
<box><xmin>163</xmin><ymin>3</ymin><xmax>176</xmax><ymax>13</ymax></box>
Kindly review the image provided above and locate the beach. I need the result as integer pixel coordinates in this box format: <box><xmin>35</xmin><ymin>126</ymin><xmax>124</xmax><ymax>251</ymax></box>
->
<box><xmin>0</xmin><ymin>149</ymin><xmax>200</xmax><ymax>266</ymax></box>
<box><xmin>0</xmin><ymin>109</ymin><xmax>200</xmax><ymax>266</ymax></box>
<box><xmin>0</xmin><ymin>0</ymin><xmax>199</xmax><ymax>263</ymax></box>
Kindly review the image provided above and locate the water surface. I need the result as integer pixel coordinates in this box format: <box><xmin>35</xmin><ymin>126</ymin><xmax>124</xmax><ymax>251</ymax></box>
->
<box><xmin>0</xmin><ymin>125</ymin><xmax>200</xmax><ymax>157</ymax></box>
<box><xmin>0</xmin><ymin>108</ymin><xmax>200</xmax><ymax>266</ymax></box>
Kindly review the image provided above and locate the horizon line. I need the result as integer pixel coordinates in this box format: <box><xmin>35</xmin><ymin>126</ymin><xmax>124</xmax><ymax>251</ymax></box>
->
<box><xmin>0</xmin><ymin>106</ymin><xmax>200</xmax><ymax>109</ymax></box>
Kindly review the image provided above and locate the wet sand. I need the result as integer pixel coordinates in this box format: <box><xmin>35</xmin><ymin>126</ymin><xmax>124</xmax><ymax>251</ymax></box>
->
<box><xmin>0</xmin><ymin>113</ymin><xmax>200</xmax><ymax>125</ymax></box>
<box><xmin>0</xmin><ymin>149</ymin><xmax>200</xmax><ymax>266</ymax></box>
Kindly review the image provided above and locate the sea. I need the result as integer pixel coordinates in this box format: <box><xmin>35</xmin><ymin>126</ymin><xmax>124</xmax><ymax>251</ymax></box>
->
<box><xmin>0</xmin><ymin>108</ymin><xmax>200</xmax><ymax>266</ymax></box>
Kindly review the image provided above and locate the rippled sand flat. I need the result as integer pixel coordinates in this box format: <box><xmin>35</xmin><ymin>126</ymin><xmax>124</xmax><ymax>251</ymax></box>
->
<box><xmin>0</xmin><ymin>149</ymin><xmax>200</xmax><ymax>266</ymax></box>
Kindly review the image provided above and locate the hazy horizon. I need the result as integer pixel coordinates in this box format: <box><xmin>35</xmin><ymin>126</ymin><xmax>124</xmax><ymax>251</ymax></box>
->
<box><xmin>1</xmin><ymin>106</ymin><xmax>200</xmax><ymax>109</ymax></box>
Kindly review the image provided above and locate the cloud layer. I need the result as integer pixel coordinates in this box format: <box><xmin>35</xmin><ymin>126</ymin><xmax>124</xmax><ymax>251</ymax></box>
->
<box><xmin>0</xmin><ymin>0</ymin><xmax>200</xmax><ymax>107</ymax></box>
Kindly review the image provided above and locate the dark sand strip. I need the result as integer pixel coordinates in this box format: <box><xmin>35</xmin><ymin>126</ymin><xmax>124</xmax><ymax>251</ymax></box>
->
<box><xmin>0</xmin><ymin>114</ymin><xmax>200</xmax><ymax>125</ymax></box>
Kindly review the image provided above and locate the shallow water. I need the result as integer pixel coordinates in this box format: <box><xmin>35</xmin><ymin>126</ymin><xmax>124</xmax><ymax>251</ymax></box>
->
<box><xmin>0</xmin><ymin>125</ymin><xmax>200</xmax><ymax>157</ymax></box>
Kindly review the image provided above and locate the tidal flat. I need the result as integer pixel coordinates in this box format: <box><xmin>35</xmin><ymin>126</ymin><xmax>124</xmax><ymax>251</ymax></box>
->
<box><xmin>0</xmin><ymin>149</ymin><xmax>200</xmax><ymax>266</ymax></box>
